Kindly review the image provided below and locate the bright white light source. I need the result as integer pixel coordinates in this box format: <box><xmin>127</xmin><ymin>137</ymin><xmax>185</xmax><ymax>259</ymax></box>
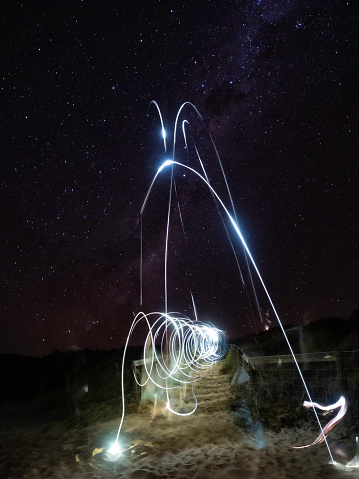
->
<box><xmin>158</xmin><ymin>159</ymin><xmax>173</xmax><ymax>173</ymax></box>
<box><xmin>108</xmin><ymin>441</ymin><xmax>121</xmax><ymax>456</ymax></box>
<box><xmin>206</xmin><ymin>327</ymin><xmax>219</xmax><ymax>343</ymax></box>
<box><xmin>161</xmin><ymin>127</ymin><xmax>166</xmax><ymax>140</ymax></box>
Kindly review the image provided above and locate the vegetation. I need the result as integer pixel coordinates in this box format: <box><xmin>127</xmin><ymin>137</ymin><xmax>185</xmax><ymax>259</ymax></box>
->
<box><xmin>66</xmin><ymin>356</ymin><xmax>141</xmax><ymax>428</ymax></box>
<box><xmin>224</xmin><ymin>353</ymin><xmax>310</xmax><ymax>432</ymax></box>
<box><xmin>222</xmin><ymin>309</ymin><xmax>359</xmax><ymax>433</ymax></box>
<box><xmin>0</xmin><ymin>348</ymin><xmax>142</xmax><ymax>431</ymax></box>
<box><xmin>220</xmin><ymin>347</ymin><xmax>239</xmax><ymax>376</ymax></box>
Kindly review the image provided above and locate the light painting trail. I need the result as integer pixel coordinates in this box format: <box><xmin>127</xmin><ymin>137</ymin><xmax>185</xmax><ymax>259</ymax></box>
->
<box><xmin>140</xmin><ymin>102</ymin><xmax>337</xmax><ymax>463</ymax></box>
<box><xmin>292</xmin><ymin>396</ymin><xmax>348</xmax><ymax>449</ymax></box>
<box><xmin>109</xmin><ymin>102</ymin><xmax>348</xmax><ymax>464</ymax></box>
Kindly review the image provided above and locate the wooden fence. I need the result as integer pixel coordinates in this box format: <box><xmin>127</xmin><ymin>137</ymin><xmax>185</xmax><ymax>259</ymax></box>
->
<box><xmin>231</xmin><ymin>347</ymin><xmax>359</xmax><ymax>404</ymax></box>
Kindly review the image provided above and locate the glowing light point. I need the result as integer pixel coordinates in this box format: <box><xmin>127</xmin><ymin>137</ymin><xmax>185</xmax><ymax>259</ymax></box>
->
<box><xmin>207</xmin><ymin>327</ymin><xmax>219</xmax><ymax>343</ymax></box>
<box><xmin>158</xmin><ymin>159</ymin><xmax>173</xmax><ymax>173</ymax></box>
<box><xmin>108</xmin><ymin>441</ymin><xmax>121</xmax><ymax>456</ymax></box>
<box><xmin>346</xmin><ymin>436</ymin><xmax>359</xmax><ymax>468</ymax></box>
<box><xmin>161</xmin><ymin>127</ymin><xmax>166</xmax><ymax>140</ymax></box>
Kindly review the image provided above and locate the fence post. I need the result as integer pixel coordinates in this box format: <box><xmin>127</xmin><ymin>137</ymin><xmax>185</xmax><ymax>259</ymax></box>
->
<box><xmin>336</xmin><ymin>351</ymin><xmax>348</xmax><ymax>396</ymax></box>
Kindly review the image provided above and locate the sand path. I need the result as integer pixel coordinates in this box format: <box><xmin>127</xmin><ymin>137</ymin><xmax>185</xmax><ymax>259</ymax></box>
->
<box><xmin>0</xmin><ymin>362</ymin><xmax>357</xmax><ymax>478</ymax></box>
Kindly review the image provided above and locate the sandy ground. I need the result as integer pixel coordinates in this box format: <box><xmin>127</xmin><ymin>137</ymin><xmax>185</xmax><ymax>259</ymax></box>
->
<box><xmin>0</xmin><ymin>363</ymin><xmax>358</xmax><ymax>479</ymax></box>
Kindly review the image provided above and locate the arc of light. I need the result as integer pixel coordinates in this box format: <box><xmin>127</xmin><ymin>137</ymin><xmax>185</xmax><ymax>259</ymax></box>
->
<box><xmin>190</xmin><ymin>290</ymin><xmax>199</xmax><ymax>321</ymax></box>
<box><xmin>114</xmin><ymin>311</ymin><xmax>153</xmax><ymax>444</ymax></box>
<box><xmin>173</xmin><ymin>102</ymin><xmax>202</xmax><ymax>162</ymax></box>
<box><xmin>149</xmin><ymin>100</ymin><xmax>167</xmax><ymax>153</ymax></box>
<box><xmin>156</xmin><ymin>158</ymin><xmax>335</xmax><ymax>464</ymax></box>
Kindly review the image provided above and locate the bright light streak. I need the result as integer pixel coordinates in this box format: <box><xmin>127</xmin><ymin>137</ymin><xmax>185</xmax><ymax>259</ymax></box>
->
<box><xmin>292</xmin><ymin>396</ymin><xmax>348</xmax><ymax>449</ymax></box>
<box><xmin>149</xmin><ymin>100</ymin><xmax>167</xmax><ymax>153</ymax></box>
<box><xmin>158</xmin><ymin>159</ymin><xmax>173</xmax><ymax>173</ymax></box>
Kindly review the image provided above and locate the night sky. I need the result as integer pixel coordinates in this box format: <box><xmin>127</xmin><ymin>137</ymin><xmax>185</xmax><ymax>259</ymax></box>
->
<box><xmin>1</xmin><ymin>1</ymin><xmax>358</xmax><ymax>357</ymax></box>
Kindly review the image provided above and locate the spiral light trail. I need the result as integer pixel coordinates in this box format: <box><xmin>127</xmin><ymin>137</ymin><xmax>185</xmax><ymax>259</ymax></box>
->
<box><xmin>108</xmin><ymin>311</ymin><xmax>227</xmax><ymax>458</ymax></box>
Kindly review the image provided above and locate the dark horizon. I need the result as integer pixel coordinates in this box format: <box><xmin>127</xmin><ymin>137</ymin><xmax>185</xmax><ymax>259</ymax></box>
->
<box><xmin>1</xmin><ymin>311</ymin><xmax>357</xmax><ymax>360</ymax></box>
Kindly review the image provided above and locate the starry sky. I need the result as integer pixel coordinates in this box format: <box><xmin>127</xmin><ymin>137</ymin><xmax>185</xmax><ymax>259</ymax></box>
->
<box><xmin>1</xmin><ymin>0</ymin><xmax>358</xmax><ymax>357</ymax></box>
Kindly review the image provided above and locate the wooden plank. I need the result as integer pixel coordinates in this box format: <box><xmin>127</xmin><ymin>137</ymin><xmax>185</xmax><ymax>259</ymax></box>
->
<box><xmin>132</xmin><ymin>357</ymin><xmax>157</xmax><ymax>368</ymax></box>
<box><xmin>245</xmin><ymin>352</ymin><xmax>338</xmax><ymax>366</ymax></box>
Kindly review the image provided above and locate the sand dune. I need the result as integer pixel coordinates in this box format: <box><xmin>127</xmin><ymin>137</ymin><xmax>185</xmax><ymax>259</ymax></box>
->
<box><xmin>0</xmin><ymin>362</ymin><xmax>357</xmax><ymax>478</ymax></box>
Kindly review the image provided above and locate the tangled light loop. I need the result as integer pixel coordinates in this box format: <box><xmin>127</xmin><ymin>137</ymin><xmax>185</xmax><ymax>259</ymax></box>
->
<box><xmin>139</xmin><ymin>312</ymin><xmax>227</xmax><ymax>393</ymax></box>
